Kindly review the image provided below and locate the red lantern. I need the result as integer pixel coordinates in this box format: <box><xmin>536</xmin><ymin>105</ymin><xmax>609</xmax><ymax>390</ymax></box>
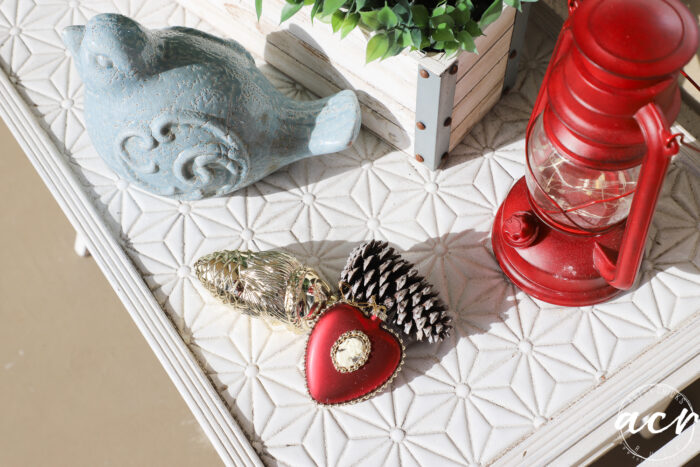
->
<box><xmin>492</xmin><ymin>0</ymin><xmax>699</xmax><ymax>306</ymax></box>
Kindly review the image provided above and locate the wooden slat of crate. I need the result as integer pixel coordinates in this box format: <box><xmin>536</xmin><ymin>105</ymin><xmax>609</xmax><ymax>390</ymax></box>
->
<box><xmin>264</xmin><ymin>37</ymin><xmax>413</xmax><ymax>150</ymax></box>
<box><xmin>265</xmin><ymin>32</ymin><xmax>416</xmax><ymax>130</ymax></box>
<box><xmin>453</xmin><ymin>53</ymin><xmax>508</xmax><ymax>128</ymax></box>
<box><xmin>454</xmin><ymin>6</ymin><xmax>516</xmax><ymax>79</ymax></box>
<box><xmin>453</xmin><ymin>25</ymin><xmax>513</xmax><ymax>108</ymax></box>
<box><xmin>449</xmin><ymin>79</ymin><xmax>504</xmax><ymax>150</ymax></box>
<box><xmin>222</xmin><ymin>0</ymin><xmax>419</xmax><ymax>102</ymax></box>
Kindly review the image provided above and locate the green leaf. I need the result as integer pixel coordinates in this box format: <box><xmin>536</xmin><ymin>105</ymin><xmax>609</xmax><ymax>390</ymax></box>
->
<box><xmin>410</xmin><ymin>28</ymin><xmax>422</xmax><ymax>48</ymax></box>
<box><xmin>400</xmin><ymin>29</ymin><xmax>412</xmax><ymax>47</ymax></box>
<box><xmin>377</xmin><ymin>4</ymin><xmax>398</xmax><ymax>28</ymax></box>
<box><xmin>451</xmin><ymin>2</ymin><xmax>470</xmax><ymax>25</ymax></box>
<box><xmin>479</xmin><ymin>0</ymin><xmax>503</xmax><ymax>29</ymax></box>
<box><xmin>443</xmin><ymin>40</ymin><xmax>460</xmax><ymax>56</ymax></box>
<box><xmin>431</xmin><ymin>5</ymin><xmax>446</xmax><ymax>16</ymax></box>
<box><xmin>322</xmin><ymin>0</ymin><xmax>346</xmax><ymax>16</ymax></box>
<box><xmin>432</xmin><ymin>28</ymin><xmax>454</xmax><ymax>42</ymax></box>
<box><xmin>450</xmin><ymin>10</ymin><xmax>468</xmax><ymax>26</ymax></box>
<box><xmin>340</xmin><ymin>12</ymin><xmax>360</xmax><ymax>38</ymax></box>
<box><xmin>465</xmin><ymin>20</ymin><xmax>482</xmax><ymax>36</ymax></box>
<box><xmin>429</xmin><ymin>14</ymin><xmax>455</xmax><ymax>28</ymax></box>
<box><xmin>310</xmin><ymin>0</ymin><xmax>323</xmax><ymax>21</ymax></box>
<box><xmin>255</xmin><ymin>0</ymin><xmax>263</xmax><ymax>20</ymax></box>
<box><xmin>384</xmin><ymin>42</ymin><xmax>403</xmax><ymax>59</ymax></box>
<box><xmin>456</xmin><ymin>30</ymin><xmax>477</xmax><ymax>52</ymax></box>
<box><xmin>331</xmin><ymin>10</ymin><xmax>345</xmax><ymax>32</ymax></box>
<box><xmin>360</xmin><ymin>10</ymin><xmax>381</xmax><ymax>30</ymax></box>
<box><xmin>504</xmin><ymin>0</ymin><xmax>520</xmax><ymax>9</ymax></box>
<box><xmin>366</xmin><ymin>32</ymin><xmax>389</xmax><ymax>62</ymax></box>
<box><xmin>392</xmin><ymin>2</ymin><xmax>411</xmax><ymax>22</ymax></box>
<box><xmin>381</xmin><ymin>30</ymin><xmax>397</xmax><ymax>59</ymax></box>
<box><xmin>280</xmin><ymin>2</ymin><xmax>303</xmax><ymax>22</ymax></box>
<box><xmin>315</xmin><ymin>12</ymin><xmax>333</xmax><ymax>23</ymax></box>
<box><xmin>354</xmin><ymin>0</ymin><xmax>366</xmax><ymax>11</ymax></box>
<box><xmin>456</xmin><ymin>0</ymin><xmax>471</xmax><ymax>13</ymax></box>
<box><xmin>411</xmin><ymin>5</ymin><xmax>429</xmax><ymax>27</ymax></box>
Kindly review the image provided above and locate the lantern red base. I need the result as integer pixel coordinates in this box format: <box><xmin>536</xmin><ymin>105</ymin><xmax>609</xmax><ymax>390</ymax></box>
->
<box><xmin>492</xmin><ymin>178</ymin><xmax>626</xmax><ymax>306</ymax></box>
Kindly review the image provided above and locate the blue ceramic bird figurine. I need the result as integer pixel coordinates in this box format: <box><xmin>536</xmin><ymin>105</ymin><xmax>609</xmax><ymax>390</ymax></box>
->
<box><xmin>62</xmin><ymin>14</ymin><xmax>361</xmax><ymax>200</ymax></box>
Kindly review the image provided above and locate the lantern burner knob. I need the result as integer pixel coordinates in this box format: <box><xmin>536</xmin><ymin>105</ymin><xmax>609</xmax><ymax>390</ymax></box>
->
<box><xmin>503</xmin><ymin>211</ymin><xmax>540</xmax><ymax>248</ymax></box>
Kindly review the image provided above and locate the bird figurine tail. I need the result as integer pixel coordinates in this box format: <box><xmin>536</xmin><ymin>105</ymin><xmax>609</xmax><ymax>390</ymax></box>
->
<box><xmin>309</xmin><ymin>90</ymin><xmax>361</xmax><ymax>156</ymax></box>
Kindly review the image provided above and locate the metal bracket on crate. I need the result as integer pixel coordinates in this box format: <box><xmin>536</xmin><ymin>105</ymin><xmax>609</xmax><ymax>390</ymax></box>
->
<box><xmin>503</xmin><ymin>3</ymin><xmax>533</xmax><ymax>93</ymax></box>
<box><xmin>414</xmin><ymin>65</ymin><xmax>458</xmax><ymax>171</ymax></box>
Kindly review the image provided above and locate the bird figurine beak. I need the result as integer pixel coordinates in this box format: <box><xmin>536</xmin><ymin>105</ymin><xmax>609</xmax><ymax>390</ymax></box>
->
<box><xmin>62</xmin><ymin>25</ymin><xmax>85</xmax><ymax>56</ymax></box>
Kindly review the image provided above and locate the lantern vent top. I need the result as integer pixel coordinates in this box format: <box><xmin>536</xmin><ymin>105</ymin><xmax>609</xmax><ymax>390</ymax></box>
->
<box><xmin>573</xmin><ymin>0</ymin><xmax>698</xmax><ymax>79</ymax></box>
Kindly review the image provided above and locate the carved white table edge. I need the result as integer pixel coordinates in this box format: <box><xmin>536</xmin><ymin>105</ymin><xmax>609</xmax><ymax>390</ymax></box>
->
<box><xmin>493</xmin><ymin>315</ymin><xmax>700</xmax><ymax>465</ymax></box>
<box><xmin>0</xmin><ymin>71</ymin><xmax>261</xmax><ymax>467</ymax></box>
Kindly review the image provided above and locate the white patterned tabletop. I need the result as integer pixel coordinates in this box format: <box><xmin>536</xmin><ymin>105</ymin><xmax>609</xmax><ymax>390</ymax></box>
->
<box><xmin>2</xmin><ymin>1</ymin><xmax>699</xmax><ymax>465</ymax></box>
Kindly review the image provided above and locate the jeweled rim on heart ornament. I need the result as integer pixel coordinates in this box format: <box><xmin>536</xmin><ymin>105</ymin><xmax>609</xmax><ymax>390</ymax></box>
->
<box><xmin>194</xmin><ymin>240</ymin><xmax>450</xmax><ymax>406</ymax></box>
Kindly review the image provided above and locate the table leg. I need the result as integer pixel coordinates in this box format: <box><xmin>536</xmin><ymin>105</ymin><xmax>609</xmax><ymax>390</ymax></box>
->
<box><xmin>74</xmin><ymin>232</ymin><xmax>90</xmax><ymax>257</ymax></box>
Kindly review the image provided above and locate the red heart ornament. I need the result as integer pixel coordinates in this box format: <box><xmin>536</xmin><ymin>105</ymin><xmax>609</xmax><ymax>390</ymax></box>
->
<box><xmin>305</xmin><ymin>303</ymin><xmax>404</xmax><ymax>405</ymax></box>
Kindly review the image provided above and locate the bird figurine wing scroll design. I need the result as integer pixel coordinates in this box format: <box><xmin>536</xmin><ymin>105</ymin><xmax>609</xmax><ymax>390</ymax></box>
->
<box><xmin>62</xmin><ymin>14</ymin><xmax>361</xmax><ymax>200</ymax></box>
<box><xmin>115</xmin><ymin>111</ymin><xmax>250</xmax><ymax>198</ymax></box>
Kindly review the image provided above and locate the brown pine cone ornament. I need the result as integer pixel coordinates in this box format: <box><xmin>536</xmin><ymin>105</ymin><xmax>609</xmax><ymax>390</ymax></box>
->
<box><xmin>340</xmin><ymin>240</ymin><xmax>451</xmax><ymax>343</ymax></box>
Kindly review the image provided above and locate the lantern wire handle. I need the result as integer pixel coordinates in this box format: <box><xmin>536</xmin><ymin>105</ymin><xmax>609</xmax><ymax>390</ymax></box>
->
<box><xmin>667</xmin><ymin>70</ymin><xmax>700</xmax><ymax>154</ymax></box>
<box><xmin>681</xmin><ymin>69</ymin><xmax>699</xmax><ymax>94</ymax></box>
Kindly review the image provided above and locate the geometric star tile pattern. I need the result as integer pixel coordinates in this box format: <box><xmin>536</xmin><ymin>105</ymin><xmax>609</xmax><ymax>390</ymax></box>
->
<box><xmin>2</xmin><ymin>1</ymin><xmax>699</xmax><ymax>465</ymax></box>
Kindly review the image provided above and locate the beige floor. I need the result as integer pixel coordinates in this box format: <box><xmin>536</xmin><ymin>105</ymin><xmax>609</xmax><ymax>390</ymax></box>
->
<box><xmin>0</xmin><ymin>120</ymin><xmax>221</xmax><ymax>465</ymax></box>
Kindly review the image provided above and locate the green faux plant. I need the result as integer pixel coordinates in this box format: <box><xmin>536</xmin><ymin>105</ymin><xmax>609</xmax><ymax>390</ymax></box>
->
<box><xmin>255</xmin><ymin>0</ymin><xmax>535</xmax><ymax>62</ymax></box>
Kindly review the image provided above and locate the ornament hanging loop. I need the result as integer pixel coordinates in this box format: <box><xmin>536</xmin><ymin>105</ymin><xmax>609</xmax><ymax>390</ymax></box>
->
<box><xmin>338</xmin><ymin>282</ymin><xmax>388</xmax><ymax>321</ymax></box>
<box><xmin>568</xmin><ymin>0</ymin><xmax>580</xmax><ymax>14</ymax></box>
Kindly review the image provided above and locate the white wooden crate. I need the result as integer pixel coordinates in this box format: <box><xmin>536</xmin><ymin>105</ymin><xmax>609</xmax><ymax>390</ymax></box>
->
<box><xmin>185</xmin><ymin>0</ymin><xmax>524</xmax><ymax>169</ymax></box>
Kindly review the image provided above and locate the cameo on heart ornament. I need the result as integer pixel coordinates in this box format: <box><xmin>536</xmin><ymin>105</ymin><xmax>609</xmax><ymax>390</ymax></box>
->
<box><xmin>332</xmin><ymin>330</ymin><xmax>371</xmax><ymax>373</ymax></box>
<box><xmin>195</xmin><ymin>240</ymin><xmax>450</xmax><ymax>405</ymax></box>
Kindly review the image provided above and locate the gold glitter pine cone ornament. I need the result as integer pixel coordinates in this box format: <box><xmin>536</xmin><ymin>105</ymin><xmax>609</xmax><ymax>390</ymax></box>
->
<box><xmin>194</xmin><ymin>250</ymin><xmax>333</xmax><ymax>332</ymax></box>
<box><xmin>193</xmin><ymin>243</ymin><xmax>451</xmax><ymax>405</ymax></box>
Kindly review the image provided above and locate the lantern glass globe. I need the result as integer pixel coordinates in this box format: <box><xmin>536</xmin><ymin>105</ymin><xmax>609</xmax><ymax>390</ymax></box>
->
<box><xmin>526</xmin><ymin>115</ymin><xmax>641</xmax><ymax>232</ymax></box>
